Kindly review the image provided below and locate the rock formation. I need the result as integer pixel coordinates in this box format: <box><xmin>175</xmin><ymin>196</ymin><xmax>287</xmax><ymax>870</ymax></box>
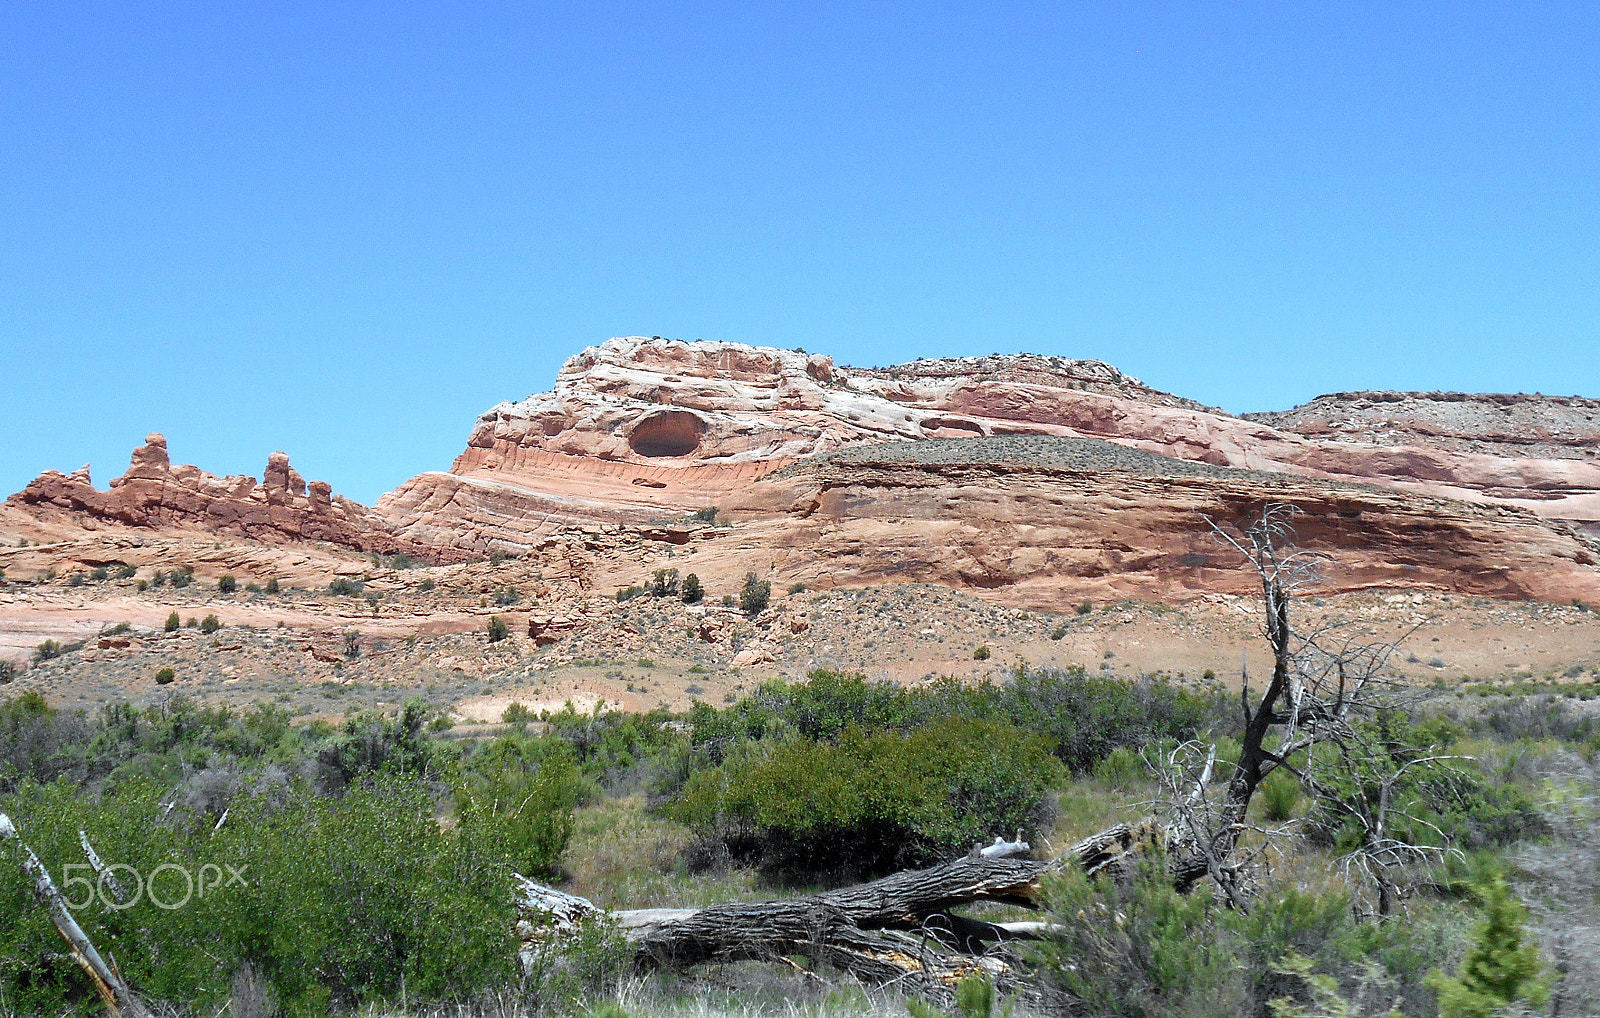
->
<box><xmin>378</xmin><ymin>337</ymin><xmax>1600</xmax><ymax>564</ymax></box>
<box><xmin>6</xmin><ymin>434</ymin><xmax>453</xmax><ymax>561</ymax></box>
<box><xmin>9</xmin><ymin>338</ymin><xmax>1600</xmax><ymax>608</ymax></box>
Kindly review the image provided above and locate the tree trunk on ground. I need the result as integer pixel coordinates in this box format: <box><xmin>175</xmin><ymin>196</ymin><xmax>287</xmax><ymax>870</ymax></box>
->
<box><xmin>517</xmin><ymin>822</ymin><xmax>1165</xmax><ymax>998</ymax></box>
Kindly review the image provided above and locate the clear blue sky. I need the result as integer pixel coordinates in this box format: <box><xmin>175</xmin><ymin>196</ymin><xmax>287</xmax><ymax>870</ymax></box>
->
<box><xmin>4</xmin><ymin>4</ymin><xmax>1597</xmax><ymax>504</ymax></box>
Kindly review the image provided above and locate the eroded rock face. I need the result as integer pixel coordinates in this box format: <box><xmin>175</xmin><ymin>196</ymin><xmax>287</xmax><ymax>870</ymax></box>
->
<box><xmin>380</xmin><ymin>337</ymin><xmax>1600</xmax><ymax>565</ymax></box>
<box><xmin>7</xmin><ymin>434</ymin><xmax>454</xmax><ymax>561</ymax></box>
<box><xmin>718</xmin><ymin>438</ymin><xmax>1600</xmax><ymax>606</ymax></box>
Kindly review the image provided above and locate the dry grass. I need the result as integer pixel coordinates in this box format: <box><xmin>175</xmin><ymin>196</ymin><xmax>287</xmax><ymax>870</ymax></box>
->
<box><xmin>559</xmin><ymin>796</ymin><xmax>761</xmax><ymax>909</ymax></box>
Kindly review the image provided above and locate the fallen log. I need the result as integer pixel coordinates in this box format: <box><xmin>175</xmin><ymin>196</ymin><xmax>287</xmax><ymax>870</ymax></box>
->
<box><xmin>516</xmin><ymin>820</ymin><xmax>1167</xmax><ymax>997</ymax></box>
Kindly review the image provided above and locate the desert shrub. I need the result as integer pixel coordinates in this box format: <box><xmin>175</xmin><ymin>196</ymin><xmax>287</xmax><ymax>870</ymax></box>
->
<box><xmin>487</xmin><ymin>616</ymin><xmax>509</xmax><ymax>643</ymax></box>
<box><xmin>1425</xmin><ymin>876</ymin><xmax>1551</xmax><ymax>1018</ymax></box>
<box><xmin>739</xmin><ymin>571</ymin><xmax>771</xmax><ymax>616</ymax></box>
<box><xmin>493</xmin><ymin>586</ymin><xmax>520</xmax><ymax>606</ymax></box>
<box><xmin>416</xmin><ymin>578</ymin><xmax>434</xmax><ymax>592</ymax></box>
<box><xmin>1259</xmin><ymin>768</ymin><xmax>1302</xmax><ymax>821</ymax></box>
<box><xmin>691</xmin><ymin>506</ymin><xmax>718</xmax><ymax>523</ymax></box>
<box><xmin>667</xmin><ymin>716</ymin><xmax>1064</xmax><ymax>879</ymax></box>
<box><xmin>344</xmin><ymin>631</ymin><xmax>362</xmax><ymax>659</ymax></box>
<box><xmin>1305</xmin><ymin>711</ymin><xmax>1545</xmax><ymax>851</ymax></box>
<box><xmin>164</xmin><ymin>611</ymin><xmax>181</xmax><ymax>632</ymax></box>
<box><xmin>502</xmin><ymin>702</ymin><xmax>534</xmax><ymax>726</ymax></box>
<box><xmin>615</xmin><ymin>585</ymin><xmax>645</xmax><ymax>602</ymax></box>
<box><xmin>67</xmin><ymin>572</ymin><xmax>85</xmax><ymax>587</ymax></box>
<box><xmin>453</xmin><ymin>732</ymin><xmax>582</xmax><ymax>876</ymax></box>
<box><xmin>114</xmin><ymin>564</ymin><xmax>137</xmax><ymax>579</ymax></box>
<box><xmin>0</xmin><ymin>691</ymin><xmax>92</xmax><ymax>791</ymax></box>
<box><xmin>973</xmin><ymin>645</ymin><xmax>991</xmax><ymax>660</ymax></box>
<box><xmin>1039</xmin><ymin>860</ymin><xmax>1362</xmax><ymax>1018</ymax></box>
<box><xmin>0</xmin><ymin>661</ymin><xmax>13</xmax><ymax>686</ymax></box>
<box><xmin>31</xmin><ymin>640</ymin><xmax>61</xmax><ymax>664</ymax></box>
<box><xmin>170</xmin><ymin>566</ymin><xmax>193</xmax><ymax>588</ymax></box>
<box><xmin>217</xmin><ymin>575</ymin><xmax>237</xmax><ymax>594</ymax></box>
<box><xmin>1472</xmin><ymin>694</ymin><xmax>1599</xmax><ymax>744</ymax></box>
<box><xmin>788</xmin><ymin>582</ymin><xmax>806</xmax><ymax>595</ymax></box>
<box><xmin>89</xmin><ymin>565</ymin><xmax>109</xmax><ymax>581</ymax></box>
<box><xmin>0</xmin><ymin>773</ymin><xmax>519</xmax><ymax>1013</ymax></box>
<box><xmin>265</xmin><ymin>577</ymin><xmax>280</xmax><ymax>594</ymax></box>
<box><xmin>1077</xmin><ymin>600</ymin><xmax>1094</xmax><ymax>615</ymax></box>
<box><xmin>311</xmin><ymin>700</ymin><xmax>438</xmax><ymax>792</ymax></box>
<box><xmin>647</xmin><ymin>568</ymin><xmax>679</xmax><ymax>598</ymax></box>
<box><xmin>688</xmin><ymin>669</ymin><xmax>1217</xmax><ymax>775</ymax></box>
<box><xmin>155</xmin><ymin>667</ymin><xmax>176</xmax><ymax>685</ymax></box>
<box><xmin>200</xmin><ymin>614</ymin><xmax>221</xmax><ymax>634</ymax></box>
<box><xmin>1091</xmin><ymin>746</ymin><xmax>1145</xmax><ymax>788</ymax></box>
<box><xmin>681</xmin><ymin>573</ymin><xmax>703</xmax><ymax>603</ymax></box>
<box><xmin>328</xmin><ymin>577</ymin><xmax>364</xmax><ymax>597</ymax></box>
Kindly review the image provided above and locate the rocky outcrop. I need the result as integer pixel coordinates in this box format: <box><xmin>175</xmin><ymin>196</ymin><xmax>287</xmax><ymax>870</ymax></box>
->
<box><xmin>6</xmin><ymin>434</ymin><xmax>456</xmax><ymax>561</ymax></box>
<box><xmin>379</xmin><ymin>337</ymin><xmax>1600</xmax><ymax>562</ymax></box>
<box><xmin>1247</xmin><ymin>391</ymin><xmax>1600</xmax><ymax>461</ymax></box>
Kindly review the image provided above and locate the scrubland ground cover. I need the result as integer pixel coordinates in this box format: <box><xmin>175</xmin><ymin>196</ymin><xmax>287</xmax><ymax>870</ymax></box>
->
<box><xmin>1</xmin><ymin>663</ymin><xmax>1597</xmax><ymax>1017</ymax></box>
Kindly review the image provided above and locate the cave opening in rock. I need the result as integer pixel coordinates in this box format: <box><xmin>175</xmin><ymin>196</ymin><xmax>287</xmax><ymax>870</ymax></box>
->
<box><xmin>628</xmin><ymin>410</ymin><xmax>706</xmax><ymax>458</ymax></box>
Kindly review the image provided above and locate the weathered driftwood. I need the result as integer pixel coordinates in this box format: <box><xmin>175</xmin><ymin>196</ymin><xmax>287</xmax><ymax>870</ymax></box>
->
<box><xmin>516</xmin><ymin>821</ymin><xmax>1162</xmax><ymax>995</ymax></box>
<box><xmin>1</xmin><ymin>813</ymin><xmax>152</xmax><ymax>1018</ymax></box>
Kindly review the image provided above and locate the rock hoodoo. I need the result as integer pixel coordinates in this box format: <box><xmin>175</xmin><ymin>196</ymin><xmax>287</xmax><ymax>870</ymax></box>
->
<box><xmin>7</xmin><ymin>434</ymin><xmax>451</xmax><ymax>561</ymax></box>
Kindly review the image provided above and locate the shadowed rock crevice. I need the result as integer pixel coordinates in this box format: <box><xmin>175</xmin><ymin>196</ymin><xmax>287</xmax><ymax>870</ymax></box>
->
<box><xmin>628</xmin><ymin>410</ymin><xmax>707</xmax><ymax>458</ymax></box>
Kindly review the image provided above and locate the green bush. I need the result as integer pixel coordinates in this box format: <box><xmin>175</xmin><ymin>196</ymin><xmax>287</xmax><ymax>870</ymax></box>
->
<box><xmin>973</xmin><ymin>645</ymin><xmax>991</xmax><ymax>660</ymax></box>
<box><xmin>265</xmin><ymin>577</ymin><xmax>280</xmax><ymax>594</ymax></box>
<box><xmin>1259</xmin><ymin>768</ymin><xmax>1302</xmax><ymax>821</ymax></box>
<box><xmin>487</xmin><ymin>616</ymin><xmax>509</xmax><ymax>643</ymax></box>
<box><xmin>1040</xmin><ymin>859</ymin><xmax>1367</xmax><ymax>1018</ymax></box>
<box><xmin>154</xmin><ymin>667</ymin><xmax>176</xmax><ymax>685</ymax></box>
<box><xmin>739</xmin><ymin>571</ymin><xmax>771</xmax><ymax>616</ymax></box>
<box><xmin>615</xmin><ymin>585</ymin><xmax>645</xmax><ymax>602</ymax></box>
<box><xmin>90</xmin><ymin>565</ymin><xmax>109</xmax><ymax>581</ymax></box>
<box><xmin>647</xmin><ymin>568</ymin><xmax>679</xmax><ymax>597</ymax></box>
<box><xmin>31</xmin><ymin>640</ymin><xmax>62</xmax><ymax>664</ymax></box>
<box><xmin>217</xmin><ymin>575</ymin><xmax>237</xmax><ymax>594</ymax></box>
<box><xmin>164</xmin><ymin>611</ymin><xmax>181</xmax><ymax>632</ymax></box>
<box><xmin>453</xmin><ymin>732</ymin><xmax>581</xmax><ymax>877</ymax></box>
<box><xmin>328</xmin><ymin>577</ymin><xmax>364</xmax><ymax>597</ymax></box>
<box><xmin>170</xmin><ymin>567</ymin><xmax>193</xmax><ymax>589</ymax></box>
<box><xmin>114</xmin><ymin>564</ymin><xmax>137</xmax><ymax>579</ymax></box>
<box><xmin>0</xmin><ymin>773</ymin><xmax>520</xmax><ymax>1013</ymax></box>
<box><xmin>688</xmin><ymin>669</ymin><xmax>1219</xmax><ymax>775</ymax></box>
<box><xmin>1091</xmin><ymin>746</ymin><xmax>1145</xmax><ymax>788</ymax></box>
<box><xmin>502</xmin><ymin>702</ymin><xmax>534</xmax><ymax>726</ymax></box>
<box><xmin>681</xmin><ymin>573</ymin><xmax>703</xmax><ymax>603</ymax></box>
<box><xmin>1426</xmin><ymin>876</ymin><xmax>1551</xmax><ymax>1018</ymax></box>
<box><xmin>0</xmin><ymin>661</ymin><xmax>13</xmax><ymax>686</ymax></box>
<box><xmin>667</xmin><ymin>716</ymin><xmax>1064</xmax><ymax>879</ymax></box>
<box><xmin>416</xmin><ymin>578</ymin><xmax>434</xmax><ymax>592</ymax></box>
<box><xmin>493</xmin><ymin>586</ymin><xmax>520</xmax><ymax>606</ymax></box>
<box><xmin>200</xmin><ymin>614</ymin><xmax>221</xmax><ymax>634</ymax></box>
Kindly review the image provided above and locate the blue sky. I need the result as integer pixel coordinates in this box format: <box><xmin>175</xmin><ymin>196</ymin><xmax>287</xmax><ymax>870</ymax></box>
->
<box><xmin>3</xmin><ymin>3</ymin><xmax>1597</xmax><ymax>504</ymax></box>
